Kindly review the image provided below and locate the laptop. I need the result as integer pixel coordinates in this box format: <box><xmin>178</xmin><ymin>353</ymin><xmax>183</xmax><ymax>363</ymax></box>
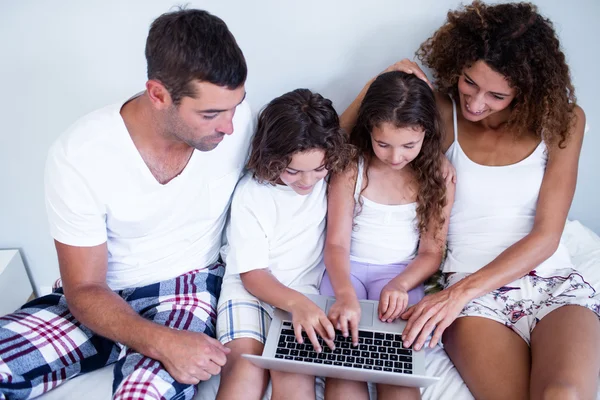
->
<box><xmin>243</xmin><ymin>293</ymin><xmax>439</xmax><ymax>387</ymax></box>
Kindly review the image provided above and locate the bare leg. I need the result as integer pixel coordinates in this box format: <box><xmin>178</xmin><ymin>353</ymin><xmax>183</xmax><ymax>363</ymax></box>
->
<box><xmin>216</xmin><ymin>338</ymin><xmax>268</xmax><ymax>400</ymax></box>
<box><xmin>271</xmin><ymin>370</ymin><xmax>316</xmax><ymax>400</ymax></box>
<box><xmin>377</xmin><ymin>383</ymin><xmax>420</xmax><ymax>400</ymax></box>
<box><xmin>443</xmin><ymin>317</ymin><xmax>530</xmax><ymax>400</ymax></box>
<box><xmin>530</xmin><ymin>305</ymin><xmax>600</xmax><ymax>400</ymax></box>
<box><xmin>324</xmin><ymin>378</ymin><xmax>369</xmax><ymax>400</ymax></box>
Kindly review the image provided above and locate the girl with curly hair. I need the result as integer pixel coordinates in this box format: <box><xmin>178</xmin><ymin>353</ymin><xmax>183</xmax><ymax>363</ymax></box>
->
<box><xmin>215</xmin><ymin>89</ymin><xmax>354</xmax><ymax>400</ymax></box>
<box><xmin>341</xmin><ymin>1</ymin><xmax>599</xmax><ymax>399</ymax></box>
<box><xmin>320</xmin><ymin>71</ymin><xmax>454</xmax><ymax>400</ymax></box>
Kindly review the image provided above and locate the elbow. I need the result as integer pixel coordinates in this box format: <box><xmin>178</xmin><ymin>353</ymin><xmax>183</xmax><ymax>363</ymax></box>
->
<box><xmin>239</xmin><ymin>271</ymin><xmax>252</xmax><ymax>288</ymax></box>
<box><xmin>416</xmin><ymin>250</ymin><xmax>444</xmax><ymax>273</ymax></box>
<box><xmin>324</xmin><ymin>242</ymin><xmax>350</xmax><ymax>261</ymax></box>
<box><xmin>62</xmin><ymin>282</ymin><xmax>109</xmax><ymax>313</ymax></box>
<box><xmin>530</xmin><ymin>231</ymin><xmax>561</xmax><ymax>261</ymax></box>
<box><xmin>240</xmin><ymin>270</ymin><xmax>260</xmax><ymax>296</ymax></box>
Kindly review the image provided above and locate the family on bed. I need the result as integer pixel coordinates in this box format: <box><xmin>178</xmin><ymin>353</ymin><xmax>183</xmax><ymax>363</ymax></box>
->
<box><xmin>1</xmin><ymin>2</ymin><xmax>598</xmax><ymax>400</ymax></box>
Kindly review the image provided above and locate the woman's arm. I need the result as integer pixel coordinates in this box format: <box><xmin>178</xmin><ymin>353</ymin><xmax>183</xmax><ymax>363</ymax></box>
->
<box><xmin>339</xmin><ymin>79</ymin><xmax>373</xmax><ymax>134</ymax></box>
<box><xmin>402</xmin><ymin>106</ymin><xmax>586</xmax><ymax>350</ymax></box>
<box><xmin>241</xmin><ymin>269</ymin><xmax>335</xmax><ymax>351</ymax></box>
<box><xmin>378</xmin><ymin>179</ymin><xmax>456</xmax><ymax>321</ymax></box>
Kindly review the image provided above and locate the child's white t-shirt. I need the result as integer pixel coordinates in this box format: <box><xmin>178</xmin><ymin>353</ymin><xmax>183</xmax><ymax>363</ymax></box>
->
<box><xmin>45</xmin><ymin>97</ymin><xmax>253</xmax><ymax>290</ymax></box>
<box><xmin>219</xmin><ymin>173</ymin><xmax>327</xmax><ymax>303</ymax></box>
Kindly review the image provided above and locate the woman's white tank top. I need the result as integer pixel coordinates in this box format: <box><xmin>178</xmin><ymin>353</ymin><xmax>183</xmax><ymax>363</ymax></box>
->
<box><xmin>443</xmin><ymin>98</ymin><xmax>572</xmax><ymax>273</ymax></box>
<box><xmin>349</xmin><ymin>157</ymin><xmax>420</xmax><ymax>265</ymax></box>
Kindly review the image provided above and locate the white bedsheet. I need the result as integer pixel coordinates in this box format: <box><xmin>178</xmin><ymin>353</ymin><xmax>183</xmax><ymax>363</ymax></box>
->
<box><xmin>37</xmin><ymin>220</ymin><xmax>600</xmax><ymax>400</ymax></box>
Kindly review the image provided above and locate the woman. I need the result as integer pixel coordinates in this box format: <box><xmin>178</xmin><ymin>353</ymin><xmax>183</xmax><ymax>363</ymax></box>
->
<box><xmin>340</xmin><ymin>2</ymin><xmax>600</xmax><ymax>399</ymax></box>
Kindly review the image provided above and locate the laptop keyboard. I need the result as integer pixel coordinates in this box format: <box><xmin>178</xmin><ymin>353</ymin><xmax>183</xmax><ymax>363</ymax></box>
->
<box><xmin>274</xmin><ymin>321</ymin><xmax>413</xmax><ymax>374</ymax></box>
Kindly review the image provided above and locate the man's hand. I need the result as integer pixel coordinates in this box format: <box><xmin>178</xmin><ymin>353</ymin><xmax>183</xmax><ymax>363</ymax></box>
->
<box><xmin>155</xmin><ymin>329</ymin><xmax>231</xmax><ymax>385</ymax></box>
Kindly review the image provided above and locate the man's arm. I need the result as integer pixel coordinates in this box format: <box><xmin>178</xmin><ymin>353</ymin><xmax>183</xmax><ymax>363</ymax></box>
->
<box><xmin>56</xmin><ymin>241</ymin><xmax>229</xmax><ymax>384</ymax></box>
<box><xmin>56</xmin><ymin>241</ymin><xmax>165</xmax><ymax>354</ymax></box>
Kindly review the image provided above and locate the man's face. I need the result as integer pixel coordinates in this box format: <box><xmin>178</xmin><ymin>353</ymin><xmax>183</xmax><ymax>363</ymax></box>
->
<box><xmin>164</xmin><ymin>81</ymin><xmax>246</xmax><ymax>151</ymax></box>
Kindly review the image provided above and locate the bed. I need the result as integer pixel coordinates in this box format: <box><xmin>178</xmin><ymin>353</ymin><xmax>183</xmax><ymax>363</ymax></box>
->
<box><xmin>37</xmin><ymin>220</ymin><xmax>600</xmax><ymax>400</ymax></box>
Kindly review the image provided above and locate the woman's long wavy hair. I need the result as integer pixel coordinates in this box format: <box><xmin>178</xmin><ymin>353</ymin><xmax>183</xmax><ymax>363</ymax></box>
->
<box><xmin>351</xmin><ymin>71</ymin><xmax>447</xmax><ymax>236</ymax></box>
<box><xmin>417</xmin><ymin>1</ymin><xmax>576</xmax><ymax>147</ymax></box>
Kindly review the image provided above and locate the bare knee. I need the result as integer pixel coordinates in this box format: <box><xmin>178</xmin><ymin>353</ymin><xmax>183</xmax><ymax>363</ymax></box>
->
<box><xmin>221</xmin><ymin>338</ymin><xmax>264</xmax><ymax>372</ymax></box>
<box><xmin>325</xmin><ymin>378</ymin><xmax>369</xmax><ymax>400</ymax></box>
<box><xmin>538</xmin><ymin>382</ymin><xmax>582</xmax><ymax>400</ymax></box>
<box><xmin>271</xmin><ymin>371</ymin><xmax>315</xmax><ymax>400</ymax></box>
<box><xmin>377</xmin><ymin>383</ymin><xmax>420</xmax><ymax>400</ymax></box>
<box><xmin>217</xmin><ymin>338</ymin><xmax>267</xmax><ymax>400</ymax></box>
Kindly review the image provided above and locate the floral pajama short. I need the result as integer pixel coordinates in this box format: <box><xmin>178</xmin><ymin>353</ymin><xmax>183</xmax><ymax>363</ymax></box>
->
<box><xmin>445</xmin><ymin>268</ymin><xmax>600</xmax><ymax>344</ymax></box>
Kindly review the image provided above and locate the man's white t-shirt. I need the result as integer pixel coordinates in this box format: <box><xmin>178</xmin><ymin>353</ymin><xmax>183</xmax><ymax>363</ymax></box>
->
<box><xmin>45</xmin><ymin>97</ymin><xmax>253</xmax><ymax>290</ymax></box>
<box><xmin>219</xmin><ymin>173</ymin><xmax>327</xmax><ymax>304</ymax></box>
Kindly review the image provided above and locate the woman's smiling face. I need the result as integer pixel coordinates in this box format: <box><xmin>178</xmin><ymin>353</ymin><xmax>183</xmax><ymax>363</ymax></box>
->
<box><xmin>457</xmin><ymin>60</ymin><xmax>517</xmax><ymax>122</ymax></box>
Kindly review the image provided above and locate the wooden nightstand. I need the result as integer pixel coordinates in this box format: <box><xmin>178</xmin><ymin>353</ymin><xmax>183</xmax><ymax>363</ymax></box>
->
<box><xmin>0</xmin><ymin>249</ymin><xmax>34</xmax><ymax>315</ymax></box>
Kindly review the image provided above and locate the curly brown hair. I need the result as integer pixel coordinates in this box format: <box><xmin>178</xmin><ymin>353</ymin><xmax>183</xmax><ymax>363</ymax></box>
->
<box><xmin>351</xmin><ymin>71</ymin><xmax>447</xmax><ymax>236</ymax></box>
<box><xmin>417</xmin><ymin>1</ymin><xmax>576</xmax><ymax>147</ymax></box>
<box><xmin>247</xmin><ymin>89</ymin><xmax>354</xmax><ymax>184</ymax></box>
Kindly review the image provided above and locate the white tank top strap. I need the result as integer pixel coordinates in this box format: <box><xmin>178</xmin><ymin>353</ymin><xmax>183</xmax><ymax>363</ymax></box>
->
<box><xmin>450</xmin><ymin>95</ymin><xmax>459</xmax><ymax>142</ymax></box>
<box><xmin>353</xmin><ymin>157</ymin><xmax>365</xmax><ymax>201</ymax></box>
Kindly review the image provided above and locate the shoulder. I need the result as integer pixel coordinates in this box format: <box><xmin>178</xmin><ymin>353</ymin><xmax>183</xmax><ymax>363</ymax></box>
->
<box><xmin>233</xmin><ymin>100</ymin><xmax>253</xmax><ymax>133</ymax></box>
<box><xmin>434</xmin><ymin>92</ymin><xmax>453</xmax><ymax>116</ymax></box>
<box><xmin>48</xmin><ymin>102</ymin><xmax>125</xmax><ymax>168</ymax></box>
<box><xmin>232</xmin><ymin>173</ymin><xmax>276</xmax><ymax>209</ymax></box>
<box><xmin>546</xmin><ymin>105</ymin><xmax>585</xmax><ymax>155</ymax></box>
<box><xmin>330</xmin><ymin>159</ymin><xmax>359</xmax><ymax>189</ymax></box>
<box><xmin>435</xmin><ymin>92</ymin><xmax>455</xmax><ymax>151</ymax></box>
<box><xmin>328</xmin><ymin>159</ymin><xmax>360</xmax><ymax>203</ymax></box>
<box><xmin>572</xmin><ymin>105</ymin><xmax>586</xmax><ymax>135</ymax></box>
<box><xmin>216</xmin><ymin>100</ymin><xmax>254</xmax><ymax>164</ymax></box>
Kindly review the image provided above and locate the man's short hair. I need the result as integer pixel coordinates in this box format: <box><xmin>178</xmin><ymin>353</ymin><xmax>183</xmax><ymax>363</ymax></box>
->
<box><xmin>145</xmin><ymin>8</ymin><xmax>247</xmax><ymax>104</ymax></box>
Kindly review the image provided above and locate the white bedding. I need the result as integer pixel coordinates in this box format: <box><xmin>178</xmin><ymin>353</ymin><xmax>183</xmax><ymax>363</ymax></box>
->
<box><xmin>37</xmin><ymin>220</ymin><xmax>600</xmax><ymax>400</ymax></box>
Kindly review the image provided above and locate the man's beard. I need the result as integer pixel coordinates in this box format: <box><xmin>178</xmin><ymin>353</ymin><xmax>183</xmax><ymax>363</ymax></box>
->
<box><xmin>164</xmin><ymin>108</ymin><xmax>225</xmax><ymax>152</ymax></box>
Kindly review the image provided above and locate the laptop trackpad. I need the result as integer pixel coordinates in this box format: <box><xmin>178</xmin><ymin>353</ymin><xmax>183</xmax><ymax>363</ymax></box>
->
<box><xmin>325</xmin><ymin>299</ymin><xmax>374</xmax><ymax>327</ymax></box>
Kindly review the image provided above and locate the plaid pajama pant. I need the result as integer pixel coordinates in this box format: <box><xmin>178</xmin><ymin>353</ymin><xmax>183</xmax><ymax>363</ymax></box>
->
<box><xmin>0</xmin><ymin>263</ymin><xmax>224</xmax><ymax>400</ymax></box>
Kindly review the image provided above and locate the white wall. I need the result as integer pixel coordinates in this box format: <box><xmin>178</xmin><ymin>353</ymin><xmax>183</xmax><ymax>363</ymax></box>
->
<box><xmin>1</xmin><ymin>0</ymin><xmax>598</xmax><ymax>295</ymax></box>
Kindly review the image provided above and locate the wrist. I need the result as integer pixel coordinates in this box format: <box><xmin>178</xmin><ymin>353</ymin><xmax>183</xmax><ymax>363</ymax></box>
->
<box><xmin>284</xmin><ymin>290</ymin><xmax>307</xmax><ymax>312</ymax></box>
<box><xmin>390</xmin><ymin>276</ymin><xmax>410</xmax><ymax>291</ymax></box>
<box><xmin>335</xmin><ymin>286</ymin><xmax>358</xmax><ymax>300</ymax></box>
<box><xmin>136</xmin><ymin>321</ymin><xmax>172</xmax><ymax>360</ymax></box>
<box><xmin>449</xmin><ymin>278</ymin><xmax>479</xmax><ymax>303</ymax></box>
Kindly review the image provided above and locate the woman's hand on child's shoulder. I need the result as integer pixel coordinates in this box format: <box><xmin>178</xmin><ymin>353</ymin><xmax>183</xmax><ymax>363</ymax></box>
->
<box><xmin>289</xmin><ymin>295</ymin><xmax>336</xmax><ymax>352</ymax></box>
<box><xmin>327</xmin><ymin>292</ymin><xmax>362</xmax><ymax>346</ymax></box>
<box><xmin>378</xmin><ymin>280</ymin><xmax>410</xmax><ymax>323</ymax></box>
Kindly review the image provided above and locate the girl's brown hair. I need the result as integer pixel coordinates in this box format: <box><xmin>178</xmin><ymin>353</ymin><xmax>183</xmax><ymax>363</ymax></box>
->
<box><xmin>351</xmin><ymin>71</ymin><xmax>446</xmax><ymax>236</ymax></box>
<box><xmin>417</xmin><ymin>1</ymin><xmax>576</xmax><ymax>147</ymax></box>
<box><xmin>247</xmin><ymin>89</ymin><xmax>354</xmax><ymax>183</ymax></box>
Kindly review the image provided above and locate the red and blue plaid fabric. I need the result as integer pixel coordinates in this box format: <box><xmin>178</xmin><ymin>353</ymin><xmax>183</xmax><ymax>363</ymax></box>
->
<box><xmin>0</xmin><ymin>263</ymin><xmax>223</xmax><ymax>400</ymax></box>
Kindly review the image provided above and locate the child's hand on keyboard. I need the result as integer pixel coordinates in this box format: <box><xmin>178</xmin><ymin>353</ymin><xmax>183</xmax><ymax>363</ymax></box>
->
<box><xmin>327</xmin><ymin>292</ymin><xmax>361</xmax><ymax>346</ymax></box>
<box><xmin>289</xmin><ymin>295</ymin><xmax>336</xmax><ymax>352</ymax></box>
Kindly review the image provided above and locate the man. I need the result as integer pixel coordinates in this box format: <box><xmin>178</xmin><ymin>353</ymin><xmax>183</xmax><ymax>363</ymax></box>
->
<box><xmin>0</xmin><ymin>8</ymin><xmax>252</xmax><ymax>400</ymax></box>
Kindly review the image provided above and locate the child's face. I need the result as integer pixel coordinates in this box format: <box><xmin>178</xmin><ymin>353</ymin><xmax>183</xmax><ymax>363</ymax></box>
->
<box><xmin>370</xmin><ymin>122</ymin><xmax>425</xmax><ymax>170</ymax></box>
<box><xmin>279</xmin><ymin>150</ymin><xmax>328</xmax><ymax>195</ymax></box>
